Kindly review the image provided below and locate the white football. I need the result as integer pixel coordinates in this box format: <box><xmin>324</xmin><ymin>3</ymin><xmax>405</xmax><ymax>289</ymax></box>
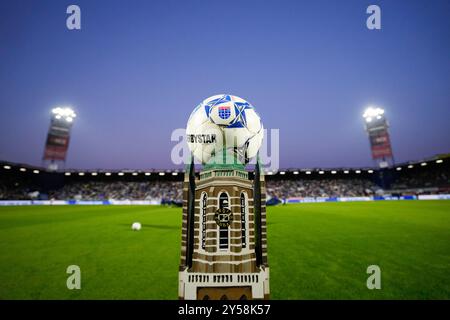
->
<box><xmin>186</xmin><ymin>94</ymin><xmax>263</xmax><ymax>164</ymax></box>
<box><xmin>131</xmin><ymin>222</ymin><xmax>142</xmax><ymax>231</ymax></box>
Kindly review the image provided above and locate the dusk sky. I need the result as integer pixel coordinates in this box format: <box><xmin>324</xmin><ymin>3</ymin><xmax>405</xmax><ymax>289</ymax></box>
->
<box><xmin>0</xmin><ymin>0</ymin><xmax>449</xmax><ymax>170</ymax></box>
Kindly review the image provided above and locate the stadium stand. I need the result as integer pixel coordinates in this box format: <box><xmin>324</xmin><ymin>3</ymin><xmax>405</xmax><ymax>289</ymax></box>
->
<box><xmin>0</xmin><ymin>155</ymin><xmax>449</xmax><ymax>203</ymax></box>
<box><xmin>265</xmin><ymin>178</ymin><xmax>379</xmax><ymax>199</ymax></box>
<box><xmin>48</xmin><ymin>181</ymin><xmax>182</xmax><ymax>203</ymax></box>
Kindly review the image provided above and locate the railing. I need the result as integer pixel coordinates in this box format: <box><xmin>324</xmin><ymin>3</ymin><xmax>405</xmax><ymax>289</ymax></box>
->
<box><xmin>186</xmin><ymin>273</ymin><xmax>260</xmax><ymax>285</ymax></box>
<box><xmin>200</xmin><ymin>170</ymin><xmax>249</xmax><ymax>181</ymax></box>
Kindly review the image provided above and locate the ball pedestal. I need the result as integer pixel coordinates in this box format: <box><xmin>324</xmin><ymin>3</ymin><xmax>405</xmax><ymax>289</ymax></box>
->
<box><xmin>178</xmin><ymin>152</ymin><xmax>269</xmax><ymax>300</ymax></box>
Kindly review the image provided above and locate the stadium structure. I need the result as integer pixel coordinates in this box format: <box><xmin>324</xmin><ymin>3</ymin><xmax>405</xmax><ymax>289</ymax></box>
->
<box><xmin>363</xmin><ymin>107</ymin><xmax>394</xmax><ymax>168</ymax></box>
<box><xmin>1</xmin><ymin>105</ymin><xmax>449</xmax><ymax>204</ymax></box>
<box><xmin>1</xmin><ymin>154</ymin><xmax>449</xmax><ymax>205</ymax></box>
<box><xmin>42</xmin><ymin>107</ymin><xmax>77</xmax><ymax>171</ymax></box>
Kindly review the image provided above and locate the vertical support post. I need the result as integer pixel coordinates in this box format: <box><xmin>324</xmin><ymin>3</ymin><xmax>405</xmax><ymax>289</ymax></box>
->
<box><xmin>253</xmin><ymin>157</ymin><xmax>263</xmax><ymax>266</ymax></box>
<box><xmin>186</xmin><ymin>156</ymin><xmax>196</xmax><ymax>268</ymax></box>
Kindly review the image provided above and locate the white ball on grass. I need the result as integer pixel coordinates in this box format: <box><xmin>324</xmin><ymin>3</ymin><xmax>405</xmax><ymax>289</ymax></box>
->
<box><xmin>131</xmin><ymin>222</ymin><xmax>141</xmax><ymax>231</ymax></box>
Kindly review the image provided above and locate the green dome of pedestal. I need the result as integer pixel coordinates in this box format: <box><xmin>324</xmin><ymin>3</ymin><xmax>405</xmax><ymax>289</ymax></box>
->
<box><xmin>203</xmin><ymin>149</ymin><xmax>245</xmax><ymax>171</ymax></box>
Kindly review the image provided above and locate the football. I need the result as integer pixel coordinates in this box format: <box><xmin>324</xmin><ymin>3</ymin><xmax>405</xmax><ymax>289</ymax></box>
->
<box><xmin>131</xmin><ymin>222</ymin><xmax>142</xmax><ymax>231</ymax></box>
<box><xmin>186</xmin><ymin>94</ymin><xmax>263</xmax><ymax>164</ymax></box>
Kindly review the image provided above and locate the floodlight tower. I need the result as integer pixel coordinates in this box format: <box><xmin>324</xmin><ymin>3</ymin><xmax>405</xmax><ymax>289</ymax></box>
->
<box><xmin>363</xmin><ymin>106</ymin><xmax>394</xmax><ymax>168</ymax></box>
<box><xmin>42</xmin><ymin>107</ymin><xmax>77</xmax><ymax>171</ymax></box>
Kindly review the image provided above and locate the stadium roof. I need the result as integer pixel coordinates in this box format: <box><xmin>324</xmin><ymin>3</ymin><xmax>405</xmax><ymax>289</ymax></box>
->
<box><xmin>0</xmin><ymin>154</ymin><xmax>447</xmax><ymax>177</ymax></box>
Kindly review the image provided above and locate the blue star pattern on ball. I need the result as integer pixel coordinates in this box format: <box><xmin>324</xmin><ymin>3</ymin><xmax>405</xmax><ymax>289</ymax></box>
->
<box><xmin>203</xmin><ymin>95</ymin><xmax>254</xmax><ymax>129</ymax></box>
<box><xmin>227</xmin><ymin>103</ymin><xmax>252</xmax><ymax>128</ymax></box>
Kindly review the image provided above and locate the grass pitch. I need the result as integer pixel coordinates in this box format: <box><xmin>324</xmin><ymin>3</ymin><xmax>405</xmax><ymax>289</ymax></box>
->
<box><xmin>0</xmin><ymin>201</ymin><xmax>449</xmax><ymax>299</ymax></box>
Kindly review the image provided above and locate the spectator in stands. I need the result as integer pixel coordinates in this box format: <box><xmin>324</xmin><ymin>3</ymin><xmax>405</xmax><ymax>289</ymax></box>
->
<box><xmin>265</xmin><ymin>179</ymin><xmax>377</xmax><ymax>199</ymax></box>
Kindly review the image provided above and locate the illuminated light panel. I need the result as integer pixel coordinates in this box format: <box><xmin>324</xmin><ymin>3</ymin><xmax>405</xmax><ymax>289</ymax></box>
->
<box><xmin>52</xmin><ymin>107</ymin><xmax>77</xmax><ymax>122</ymax></box>
<box><xmin>363</xmin><ymin>107</ymin><xmax>385</xmax><ymax>123</ymax></box>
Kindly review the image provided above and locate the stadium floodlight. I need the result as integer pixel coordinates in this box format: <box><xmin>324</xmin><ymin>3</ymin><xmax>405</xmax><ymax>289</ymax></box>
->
<box><xmin>118</xmin><ymin>172</ymin><xmax>125</xmax><ymax>176</ymax></box>
<box><xmin>305</xmin><ymin>171</ymin><xmax>311</xmax><ymax>175</ymax></box>
<box><xmin>318</xmin><ymin>171</ymin><xmax>324</xmax><ymax>174</ymax></box>
<box><xmin>159</xmin><ymin>172</ymin><xmax>165</xmax><ymax>176</ymax></box>
<box><xmin>78</xmin><ymin>172</ymin><xmax>85</xmax><ymax>176</ymax></box>
<box><xmin>33</xmin><ymin>170</ymin><xmax>39</xmax><ymax>174</ymax></box>
<box><xmin>355</xmin><ymin>170</ymin><xmax>361</xmax><ymax>174</ymax></box>
<box><xmin>408</xmin><ymin>165</ymin><xmax>414</xmax><ymax>169</ymax></box>
<box><xmin>132</xmin><ymin>172</ymin><xmax>138</xmax><ymax>176</ymax></box>
<box><xmin>52</xmin><ymin>107</ymin><xmax>77</xmax><ymax>122</ymax></box>
<box><xmin>3</xmin><ymin>165</ymin><xmax>11</xmax><ymax>170</ymax></box>
<box><xmin>368</xmin><ymin>170</ymin><xmax>374</xmax><ymax>173</ymax></box>
<box><xmin>280</xmin><ymin>171</ymin><xmax>285</xmax><ymax>175</ymax></box>
<box><xmin>105</xmin><ymin>172</ymin><xmax>111</xmax><ymax>176</ymax></box>
<box><xmin>65</xmin><ymin>172</ymin><xmax>71</xmax><ymax>176</ymax></box>
<box><xmin>20</xmin><ymin>168</ymin><xmax>26</xmax><ymax>172</ymax></box>
<box><xmin>145</xmin><ymin>172</ymin><xmax>151</xmax><ymax>176</ymax></box>
<box><xmin>172</xmin><ymin>172</ymin><xmax>178</xmax><ymax>176</ymax></box>
<box><xmin>421</xmin><ymin>162</ymin><xmax>427</xmax><ymax>166</ymax></box>
<box><xmin>293</xmin><ymin>171</ymin><xmax>299</xmax><ymax>175</ymax></box>
<box><xmin>363</xmin><ymin>107</ymin><xmax>394</xmax><ymax>169</ymax></box>
<box><xmin>91</xmin><ymin>172</ymin><xmax>98</xmax><ymax>176</ymax></box>
<box><xmin>436</xmin><ymin>159</ymin><xmax>443</xmax><ymax>164</ymax></box>
<box><xmin>343</xmin><ymin>170</ymin><xmax>349</xmax><ymax>174</ymax></box>
<box><xmin>396</xmin><ymin>167</ymin><xmax>402</xmax><ymax>171</ymax></box>
<box><xmin>363</xmin><ymin>106</ymin><xmax>385</xmax><ymax>123</ymax></box>
<box><xmin>331</xmin><ymin>170</ymin><xmax>337</xmax><ymax>174</ymax></box>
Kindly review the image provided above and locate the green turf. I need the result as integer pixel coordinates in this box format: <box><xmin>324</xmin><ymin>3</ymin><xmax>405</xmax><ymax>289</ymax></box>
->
<box><xmin>0</xmin><ymin>201</ymin><xmax>449</xmax><ymax>299</ymax></box>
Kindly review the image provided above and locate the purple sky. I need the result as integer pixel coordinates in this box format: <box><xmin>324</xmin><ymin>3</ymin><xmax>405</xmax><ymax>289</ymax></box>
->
<box><xmin>0</xmin><ymin>0</ymin><xmax>449</xmax><ymax>170</ymax></box>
